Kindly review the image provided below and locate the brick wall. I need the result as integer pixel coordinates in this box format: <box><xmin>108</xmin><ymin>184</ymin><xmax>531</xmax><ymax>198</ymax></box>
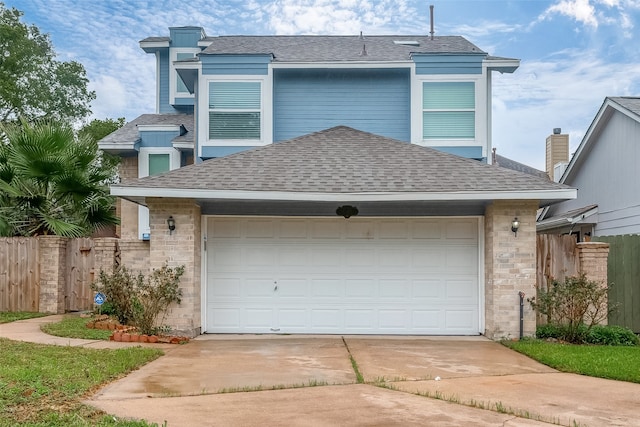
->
<box><xmin>577</xmin><ymin>241</ymin><xmax>610</xmax><ymax>325</ymax></box>
<box><xmin>117</xmin><ymin>156</ymin><xmax>139</xmax><ymax>240</ymax></box>
<box><xmin>38</xmin><ymin>236</ymin><xmax>67</xmax><ymax>314</ymax></box>
<box><xmin>484</xmin><ymin>200</ymin><xmax>539</xmax><ymax>339</ymax></box>
<box><xmin>118</xmin><ymin>240</ymin><xmax>150</xmax><ymax>275</ymax></box>
<box><xmin>147</xmin><ymin>198</ymin><xmax>201</xmax><ymax>337</ymax></box>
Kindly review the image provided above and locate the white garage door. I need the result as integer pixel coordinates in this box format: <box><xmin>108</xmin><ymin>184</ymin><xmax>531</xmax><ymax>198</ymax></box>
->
<box><xmin>205</xmin><ymin>217</ymin><xmax>480</xmax><ymax>335</ymax></box>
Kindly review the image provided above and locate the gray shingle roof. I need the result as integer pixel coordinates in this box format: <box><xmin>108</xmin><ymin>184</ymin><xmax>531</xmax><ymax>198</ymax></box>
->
<box><xmin>117</xmin><ymin>126</ymin><xmax>570</xmax><ymax>194</ymax></box>
<box><xmin>495</xmin><ymin>154</ymin><xmax>549</xmax><ymax>180</ymax></box>
<box><xmin>200</xmin><ymin>35</ymin><xmax>486</xmax><ymax>62</ymax></box>
<box><xmin>609</xmin><ymin>96</ymin><xmax>640</xmax><ymax>116</ymax></box>
<box><xmin>98</xmin><ymin>114</ymin><xmax>194</xmax><ymax>148</ymax></box>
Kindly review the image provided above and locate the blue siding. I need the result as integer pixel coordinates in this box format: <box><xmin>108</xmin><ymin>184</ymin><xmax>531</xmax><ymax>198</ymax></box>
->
<box><xmin>273</xmin><ymin>69</ymin><xmax>410</xmax><ymax>142</ymax></box>
<box><xmin>413</xmin><ymin>54</ymin><xmax>485</xmax><ymax>75</ymax></box>
<box><xmin>201</xmin><ymin>145</ymin><xmax>257</xmax><ymax>159</ymax></box>
<box><xmin>432</xmin><ymin>145</ymin><xmax>483</xmax><ymax>159</ymax></box>
<box><xmin>201</xmin><ymin>55</ymin><xmax>270</xmax><ymax>75</ymax></box>
<box><xmin>139</xmin><ymin>130</ymin><xmax>180</xmax><ymax>148</ymax></box>
<box><xmin>169</xmin><ymin>27</ymin><xmax>203</xmax><ymax>47</ymax></box>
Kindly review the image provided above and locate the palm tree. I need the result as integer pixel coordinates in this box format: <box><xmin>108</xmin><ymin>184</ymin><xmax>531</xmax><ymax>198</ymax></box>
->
<box><xmin>0</xmin><ymin>120</ymin><xmax>119</xmax><ymax>237</ymax></box>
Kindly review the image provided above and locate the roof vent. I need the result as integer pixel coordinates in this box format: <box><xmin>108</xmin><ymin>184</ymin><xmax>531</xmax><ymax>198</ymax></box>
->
<box><xmin>359</xmin><ymin>44</ymin><xmax>368</xmax><ymax>56</ymax></box>
<box><xmin>394</xmin><ymin>40</ymin><xmax>420</xmax><ymax>46</ymax></box>
<box><xmin>359</xmin><ymin>31</ymin><xmax>364</xmax><ymax>40</ymax></box>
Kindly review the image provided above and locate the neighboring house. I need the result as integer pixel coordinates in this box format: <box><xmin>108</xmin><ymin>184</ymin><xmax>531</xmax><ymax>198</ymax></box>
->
<box><xmin>99</xmin><ymin>26</ymin><xmax>575</xmax><ymax>339</ymax></box>
<box><xmin>538</xmin><ymin>97</ymin><xmax>640</xmax><ymax>238</ymax></box>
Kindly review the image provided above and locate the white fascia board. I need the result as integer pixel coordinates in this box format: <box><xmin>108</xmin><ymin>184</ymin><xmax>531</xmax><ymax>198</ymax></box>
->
<box><xmin>198</xmin><ymin>40</ymin><xmax>213</xmax><ymax>48</ymax></box>
<box><xmin>140</xmin><ymin>41</ymin><xmax>170</xmax><ymax>49</ymax></box>
<box><xmin>98</xmin><ymin>142</ymin><xmax>137</xmax><ymax>151</ymax></box>
<box><xmin>111</xmin><ymin>187</ymin><xmax>577</xmax><ymax>202</ymax></box>
<box><xmin>173</xmin><ymin>61</ymin><xmax>200</xmax><ymax>69</ymax></box>
<box><xmin>137</xmin><ymin>124</ymin><xmax>182</xmax><ymax>132</ymax></box>
<box><xmin>559</xmin><ymin>100</ymin><xmax>612</xmax><ymax>184</ymax></box>
<box><xmin>270</xmin><ymin>61</ymin><xmax>412</xmax><ymax>69</ymax></box>
<box><xmin>483</xmin><ymin>58</ymin><xmax>520</xmax><ymax>73</ymax></box>
<box><xmin>172</xmin><ymin>141</ymin><xmax>194</xmax><ymax>150</ymax></box>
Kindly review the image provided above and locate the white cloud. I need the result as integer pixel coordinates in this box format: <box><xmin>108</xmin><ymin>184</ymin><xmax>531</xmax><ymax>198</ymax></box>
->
<box><xmin>540</xmin><ymin>0</ymin><xmax>599</xmax><ymax>27</ymax></box>
<box><xmin>492</xmin><ymin>49</ymin><xmax>640</xmax><ymax>170</ymax></box>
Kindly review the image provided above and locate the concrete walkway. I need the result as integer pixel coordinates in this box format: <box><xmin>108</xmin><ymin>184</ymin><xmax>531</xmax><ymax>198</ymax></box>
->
<box><xmin>2</xmin><ymin>315</ymin><xmax>640</xmax><ymax>426</ymax></box>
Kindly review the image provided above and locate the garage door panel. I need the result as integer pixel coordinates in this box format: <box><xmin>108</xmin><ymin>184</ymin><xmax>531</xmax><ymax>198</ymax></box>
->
<box><xmin>209</xmin><ymin>277</ymin><xmax>241</xmax><ymax>297</ymax></box>
<box><xmin>206</xmin><ymin>217</ymin><xmax>480</xmax><ymax>335</ymax></box>
<box><xmin>345</xmin><ymin>280</ymin><xmax>376</xmax><ymax>298</ymax></box>
<box><xmin>412</xmin><ymin>279</ymin><xmax>442</xmax><ymax>298</ymax></box>
<box><xmin>345</xmin><ymin>309</ymin><xmax>376</xmax><ymax>329</ymax></box>
<box><xmin>312</xmin><ymin>279</ymin><xmax>343</xmax><ymax>297</ymax></box>
<box><xmin>379</xmin><ymin>280</ymin><xmax>410</xmax><ymax>298</ymax></box>
<box><xmin>311</xmin><ymin>309</ymin><xmax>342</xmax><ymax>328</ymax></box>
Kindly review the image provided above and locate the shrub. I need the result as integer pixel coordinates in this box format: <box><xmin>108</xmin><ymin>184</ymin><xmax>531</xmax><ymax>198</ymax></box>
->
<box><xmin>536</xmin><ymin>323</ymin><xmax>588</xmax><ymax>342</ymax></box>
<box><xmin>132</xmin><ymin>264</ymin><xmax>184</xmax><ymax>335</ymax></box>
<box><xmin>91</xmin><ymin>267</ymin><xmax>141</xmax><ymax>325</ymax></box>
<box><xmin>587</xmin><ymin>325</ymin><xmax>639</xmax><ymax>346</ymax></box>
<box><xmin>529</xmin><ymin>274</ymin><xmax>617</xmax><ymax>344</ymax></box>
<box><xmin>91</xmin><ymin>264</ymin><xmax>184</xmax><ymax>334</ymax></box>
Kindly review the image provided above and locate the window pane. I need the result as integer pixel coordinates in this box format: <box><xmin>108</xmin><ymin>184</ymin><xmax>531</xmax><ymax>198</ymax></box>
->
<box><xmin>209</xmin><ymin>82</ymin><xmax>261</xmax><ymax>109</ymax></box>
<box><xmin>148</xmin><ymin>154</ymin><xmax>170</xmax><ymax>176</ymax></box>
<box><xmin>423</xmin><ymin>82</ymin><xmax>475</xmax><ymax>109</ymax></box>
<box><xmin>423</xmin><ymin>112</ymin><xmax>475</xmax><ymax>139</ymax></box>
<box><xmin>209</xmin><ymin>112</ymin><xmax>261</xmax><ymax>139</ymax></box>
<box><xmin>176</xmin><ymin>53</ymin><xmax>194</xmax><ymax>94</ymax></box>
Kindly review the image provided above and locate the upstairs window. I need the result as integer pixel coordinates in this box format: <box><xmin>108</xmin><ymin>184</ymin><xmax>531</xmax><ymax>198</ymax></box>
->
<box><xmin>423</xmin><ymin>82</ymin><xmax>475</xmax><ymax>139</ymax></box>
<box><xmin>209</xmin><ymin>81</ymin><xmax>261</xmax><ymax>140</ymax></box>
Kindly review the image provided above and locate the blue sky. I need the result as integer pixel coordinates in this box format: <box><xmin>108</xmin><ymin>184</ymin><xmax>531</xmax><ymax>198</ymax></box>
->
<box><xmin>8</xmin><ymin>0</ymin><xmax>640</xmax><ymax>170</ymax></box>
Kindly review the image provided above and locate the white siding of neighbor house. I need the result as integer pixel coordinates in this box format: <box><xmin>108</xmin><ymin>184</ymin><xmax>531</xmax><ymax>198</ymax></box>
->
<box><xmin>548</xmin><ymin>109</ymin><xmax>640</xmax><ymax>236</ymax></box>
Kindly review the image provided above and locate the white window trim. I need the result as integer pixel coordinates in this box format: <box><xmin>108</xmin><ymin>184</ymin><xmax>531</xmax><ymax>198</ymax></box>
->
<box><xmin>198</xmin><ymin>74</ymin><xmax>273</xmax><ymax>149</ymax></box>
<box><xmin>411</xmin><ymin>74</ymin><xmax>487</xmax><ymax>153</ymax></box>
<box><xmin>169</xmin><ymin>48</ymin><xmax>200</xmax><ymax>104</ymax></box>
<box><xmin>137</xmin><ymin>147</ymin><xmax>181</xmax><ymax>240</ymax></box>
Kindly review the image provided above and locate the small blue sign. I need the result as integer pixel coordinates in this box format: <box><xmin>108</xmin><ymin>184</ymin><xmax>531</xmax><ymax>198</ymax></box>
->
<box><xmin>94</xmin><ymin>292</ymin><xmax>106</xmax><ymax>305</ymax></box>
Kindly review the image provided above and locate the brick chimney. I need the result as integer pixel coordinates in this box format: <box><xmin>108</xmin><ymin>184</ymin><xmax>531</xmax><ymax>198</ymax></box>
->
<box><xmin>546</xmin><ymin>128</ymin><xmax>569</xmax><ymax>182</ymax></box>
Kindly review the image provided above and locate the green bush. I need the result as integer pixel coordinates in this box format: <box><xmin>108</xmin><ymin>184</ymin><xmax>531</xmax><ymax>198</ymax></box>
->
<box><xmin>529</xmin><ymin>274</ymin><xmax>616</xmax><ymax>343</ymax></box>
<box><xmin>536</xmin><ymin>323</ymin><xmax>588</xmax><ymax>342</ymax></box>
<box><xmin>587</xmin><ymin>325</ymin><xmax>639</xmax><ymax>346</ymax></box>
<box><xmin>91</xmin><ymin>264</ymin><xmax>184</xmax><ymax>334</ymax></box>
<box><xmin>91</xmin><ymin>267</ymin><xmax>140</xmax><ymax>325</ymax></box>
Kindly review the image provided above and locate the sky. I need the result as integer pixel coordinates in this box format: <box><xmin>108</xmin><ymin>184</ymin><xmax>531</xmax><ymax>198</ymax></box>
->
<box><xmin>8</xmin><ymin>0</ymin><xmax>640</xmax><ymax>170</ymax></box>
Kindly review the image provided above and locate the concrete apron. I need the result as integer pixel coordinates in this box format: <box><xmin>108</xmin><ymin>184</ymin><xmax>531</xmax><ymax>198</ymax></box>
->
<box><xmin>86</xmin><ymin>336</ymin><xmax>640</xmax><ymax>426</ymax></box>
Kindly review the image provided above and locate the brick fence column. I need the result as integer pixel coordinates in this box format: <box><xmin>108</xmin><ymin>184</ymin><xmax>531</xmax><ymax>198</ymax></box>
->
<box><xmin>93</xmin><ymin>237</ymin><xmax>119</xmax><ymax>276</ymax></box>
<box><xmin>484</xmin><ymin>200</ymin><xmax>539</xmax><ymax>340</ymax></box>
<box><xmin>577</xmin><ymin>241</ymin><xmax>610</xmax><ymax>325</ymax></box>
<box><xmin>38</xmin><ymin>236</ymin><xmax>68</xmax><ymax>314</ymax></box>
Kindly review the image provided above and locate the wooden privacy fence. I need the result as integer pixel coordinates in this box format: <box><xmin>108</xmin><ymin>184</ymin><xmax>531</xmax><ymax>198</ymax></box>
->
<box><xmin>593</xmin><ymin>234</ymin><xmax>640</xmax><ymax>333</ymax></box>
<box><xmin>0</xmin><ymin>237</ymin><xmax>120</xmax><ymax>313</ymax></box>
<box><xmin>0</xmin><ymin>238</ymin><xmax>40</xmax><ymax>312</ymax></box>
<box><xmin>536</xmin><ymin>234</ymin><xmax>610</xmax><ymax>324</ymax></box>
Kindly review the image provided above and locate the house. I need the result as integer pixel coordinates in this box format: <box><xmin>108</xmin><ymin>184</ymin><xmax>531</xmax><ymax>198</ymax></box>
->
<box><xmin>99</xmin><ymin>26</ymin><xmax>575</xmax><ymax>339</ymax></box>
<box><xmin>537</xmin><ymin>97</ymin><xmax>640</xmax><ymax>238</ymax></box>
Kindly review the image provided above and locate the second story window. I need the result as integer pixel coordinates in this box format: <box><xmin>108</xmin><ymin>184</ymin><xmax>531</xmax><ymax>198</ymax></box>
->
<box><xmin>176</xmin><ymin>53</ymin><xmax>195</xmax><ymax>94</ymax></box>
<box><xmin>423</xmin><ymin>82</ymin><xmax>475</xmax><ymax>139</ymax></box>
<box><xmin>209</xmin><ymin>81</ymin><xmax>261</xmax><ymax>140</ymax></box>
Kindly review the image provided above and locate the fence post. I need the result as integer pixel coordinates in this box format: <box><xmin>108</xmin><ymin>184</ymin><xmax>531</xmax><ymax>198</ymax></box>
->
<box><xmin>577</xmin><ymin>241</ymin><xmax>610</xmax><ymax>325</ymax></box>
<box><xmin>38</xmin><ymin>236</ymin><xmax>68</xmax><ymax>314</ymax></box>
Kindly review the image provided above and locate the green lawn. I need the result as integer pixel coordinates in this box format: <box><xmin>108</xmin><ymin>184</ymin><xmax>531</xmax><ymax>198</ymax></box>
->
<box><xmin>0</xmin><ymin>314</ymin><xmax>164</xmax><ymax>426</ymax></box>
<box><xmin>0</xmin><ymin>312</ymin><xmax>47</xmax><ymax>324</ymax></box>
<box><xmin>41</xmin><ymin>315</ymin><xmax>112</xmax><ymax>340</ymax></box>
<box><xmin>504</xmin><ymin>339</ymin><xmax>640</xmax><ymax>383</ymax></box>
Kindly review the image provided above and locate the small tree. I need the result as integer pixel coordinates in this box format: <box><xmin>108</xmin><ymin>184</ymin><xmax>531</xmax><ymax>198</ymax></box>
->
<box><xmin>529</xmin><ymin>274</ymin><xmax>617</xmax><ymax>343</ymax></box>
<box><xmin>92</xmin><ymin>264</ymin><xmax>184</xmax><ymax>335</ymax></box>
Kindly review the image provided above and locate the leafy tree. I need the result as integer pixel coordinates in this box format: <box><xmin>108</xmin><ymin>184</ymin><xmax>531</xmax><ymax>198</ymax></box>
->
<box><xmin>78</xmin><ymin>117</ymin><xmax>125</xmax><ymax>143</ymax></box>
<box><xmin>0</xmin><ymin>3</ymin><xmax>95</xmax><ymax>123</ymax></box>
<box><xmin>0</xmin><ymin>120</ymin><xmax>119</xmax><ymax>237</ymax></box>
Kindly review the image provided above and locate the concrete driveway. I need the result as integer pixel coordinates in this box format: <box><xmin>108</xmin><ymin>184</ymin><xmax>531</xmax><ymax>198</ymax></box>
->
<box><xmin>86</xmin><ymin>335</ymin><xmax>640</xmax><ymax>427</ymax></box>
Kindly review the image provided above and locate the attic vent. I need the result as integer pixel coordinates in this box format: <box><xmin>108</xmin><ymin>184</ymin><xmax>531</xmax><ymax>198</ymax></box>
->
<box><xmin>394</xmin><ymin>40</ymin><xmax>420</xmax><ymax>46</ymax></box>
